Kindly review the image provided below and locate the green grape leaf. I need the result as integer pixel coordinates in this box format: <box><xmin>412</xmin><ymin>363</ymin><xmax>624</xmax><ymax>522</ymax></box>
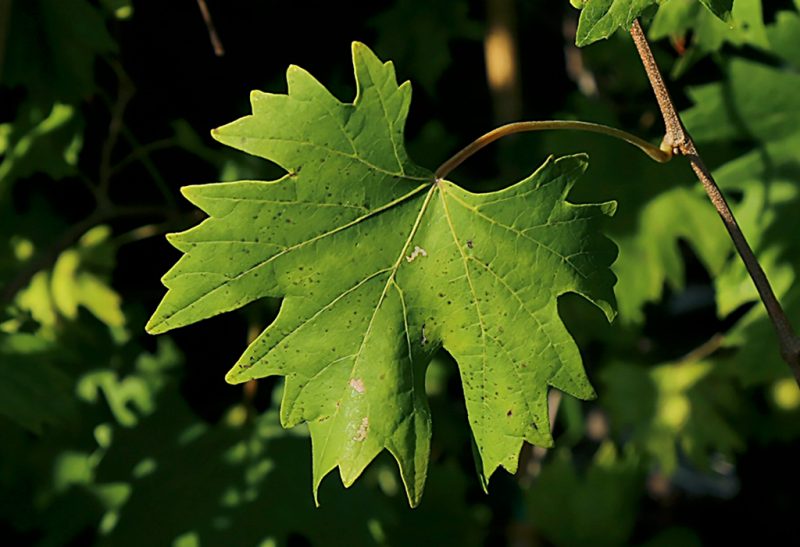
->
<box><xmin>767</xmin><ymin>9</ymin><xmax>800</xmax><ymax>69</ymax></box>
<box><xmin>3</xmin><ymin>0</ymin><xmax>116</xmax><ymax>102</ymax></box>
<box><xmin>649</xmin><ymin>0</ymin><xmax>766</xmax><ymax>76</ymax></box>
<box><xmin>610</xmin><ymin>30</ymin><xmax>800</xmax><ymax>324</ymax></box>
<box><xmin>698</xmin><ymin>0</ymin><xmax>733</xmax><ymax>19</ymax></box>
<box><xmin>721</xmin><ymin>288</ymin><xmax>800</xmax><ymax>387</ymax></box>
<box><xmin>600</xmin><ymin>359</ymin><xmax>742</xmax><ymax>473</ymax></box>
<box><xmin>706</xmin><ymin>134</ymin><xmax>800</xmax><ymax>320</ymax></box>
<box><xmin>573</xmin><ymin>0</ymin><xmax>735</xmax><ymax>46</ymax></box>
<box><xmin>0</xmin><ymin>333</ymin><xmax>77</xmax><ymax>433</ymax></box>
<box><xmin>704</xmin><ymin>135</ymin><xmax>800</xmax><ymax>386</ymax></box>
<box><xmin>97</xmin><ymin>398</ymin><xmax>488</xmax><ymax>547</ymax></box>
<box><xmin>575</xmin><ymin>0</ymin><xmax>657</xmax><ymax>47</ymax></box>
<box><xmin>526</xmin><ymin>442</ymin><xmax>643</xmax><ymax>547</ymax></box>
<box><xmin>683</xmin><ymin>59</ymin><xmax>800</xmax><ymax>144</ymax></box>
<box><xmin>0</xmin><ymin>102</ymin><xmax>83</xmax><ymax>203</ymax></box>
<box><xmin>586</xmin><ymin>141</ymin><xmax>791</xmax><ymax>326</ymax></box>
<box><xmin>147</xmin><ymin>43</ymin><xmax>618</xmax><ymax>505</ymax></box>
<box><xmin>15</xmin><ymin>225</ymin><xmax>125</xmax><ymax>331</ymax></box>
<box><xmin>671</xmin><ymin>36</ymin><xmax>800</xmax><ymax>385</ymax></box>
<box><xmin>612</xmin><ymin>187</ymin><xmax>729</xmax><ymax>323</ymax></box>
<box><xmin>371</xmin><ymin>0</ymin><xmax>483</xmax><ymax>94</ymax></box>
<box><xmin>608</xmin><ymin>133</ymin><xmax>797</xmax><ymax>325</ymax></box>
<box><xmin>77</xmin><ymin>338</ymin><xmax>182</xmax><ymax>427</ymax></box>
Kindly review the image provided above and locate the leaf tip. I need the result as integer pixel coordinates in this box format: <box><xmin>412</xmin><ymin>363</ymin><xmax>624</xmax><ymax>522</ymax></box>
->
<box><xmin>598</xmin><ymin>299</ymin><xmax>618</xmax><ymax>324</ymax></box>
<box><xmin>603</xmin><ymin>199</ymin><xmax>618</xmax><ymax>217</ymax></box>
<box><xmin>285</xmin><ymin>64</ymin><xmax>304</xmax><ymax>87</ymax></box>
<box><xmin>539</xmin><ymin>435</ymin><xmax>556</xmax><ymax>450</ymax></box>
<box><xmin>209</xmin><ymin>126</ymin><xmax>223</xmax><ymax>144</ymax></box>
<box><xmin>224</xmin><ymin>367</ymin><xmax>246</xmax><ymax>385</ymax></box>
<box><xmin>477</xmin><ymin>470</ymin><xmax>490</xmax><ymax>494</ymax></box>
<box><xmin>144</xmin><ymin>315</ymin><xmax>165</xmax><ymax>335</ymax></box>
<box><xmin>178</xmin><ymin>185</ymin><xmax>207</xmax><ymax>209</ymax></box>
<box><xmin>351</xmin><ymin>40</ymin><xmax>381</xmax><ymax>67</ymax></box>
<box><xmin>312</xmin><ymin>470</ymin><xmax>328</xmax><ymax>507</ymax></box>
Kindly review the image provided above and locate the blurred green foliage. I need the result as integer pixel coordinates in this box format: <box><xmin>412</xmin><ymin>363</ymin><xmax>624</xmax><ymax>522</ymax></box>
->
<box><xmin>2</xmin><ymin>0</ymin><xmax>800</xmax><ymax>545</ymax></box>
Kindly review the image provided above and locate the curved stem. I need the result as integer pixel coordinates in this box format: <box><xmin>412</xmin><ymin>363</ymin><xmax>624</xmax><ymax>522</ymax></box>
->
<box><xmin>435</xmin><ymin>120</ymin><xmax>671</xmax><ymax>180</ymax></box>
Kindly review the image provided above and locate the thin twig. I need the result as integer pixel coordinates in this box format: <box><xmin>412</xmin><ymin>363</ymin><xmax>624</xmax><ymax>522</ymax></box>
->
<box><xmin>196</xmin><ymin>0</ymin><xmax>225</xmax><ymax>57</ymax></box>
<box><xmin>120</xmin><ymin>126</ymin><xmax>176</xmax><ymax>207</ymax></box>
<box><xmin>435</xmin><ymin>120</ymin><xmax>671</xmax><ymax>180</ymax></box>
<box><xmin>0</xmin><ymin>205</ymin><xmax>170</xmax><ymax>307</ymax></box>
<box><xmin>629</xmin><ymin>19</ymin><xmax>800</xmax><ymax>386</ymax></box>
<box><xmin>109</xmin><ymin>137</ymin><xmax>176</xmax><ymax>177</ymax></box>
<box><xmin>110</xmin><ymin>211</ymin><xmax>200</xmax><ymax>247</ymax></box>
<box><xmin>98</xmin><ymin>63</ymin><xmax>135</xmax><ymax>202</ymax></box>
<box><xmin>96</xmin><ymin>63</ymin><xmax>175</xmax><ymax>207</ymax></box>
<box><xmin>677</xmin><ymin>333</ymin><xmax>725</xmax><ymax>364</ymax></box>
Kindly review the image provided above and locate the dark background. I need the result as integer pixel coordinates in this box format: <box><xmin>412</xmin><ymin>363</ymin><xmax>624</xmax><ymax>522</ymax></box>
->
<box><xmin>2</xmin><ymin>0</ymin><xmax>799</xmax><ymax>545</ymax></box>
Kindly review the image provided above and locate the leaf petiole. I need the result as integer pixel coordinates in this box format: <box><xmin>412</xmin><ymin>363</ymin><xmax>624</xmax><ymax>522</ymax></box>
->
<box><xmin>435</xmin><ymin>120</ymin><xmax>671</xmax><ymax>180</ymax></box>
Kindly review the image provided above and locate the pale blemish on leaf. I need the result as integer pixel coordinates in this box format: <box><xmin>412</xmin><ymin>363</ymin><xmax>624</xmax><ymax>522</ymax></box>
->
<box><xmin>405</xmin><ymin>245</ymin><xmax>428</xmax><ymax>262</ymax></box>
<box><xmin>354</xmin><ymin>417</ymin><xmax>369</xmax><ymax>442</ymax></box>
<box><xmin>349</xmin><ymin>377</ymin><xmax>365</xmax><ymax>393</ymax></box>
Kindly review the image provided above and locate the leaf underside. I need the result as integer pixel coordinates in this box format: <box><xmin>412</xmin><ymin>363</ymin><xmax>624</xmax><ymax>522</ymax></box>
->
<box><xmin>147</xmin><ymin>43</ymin><xmax>617</xmax><ymax>506</ymax></box>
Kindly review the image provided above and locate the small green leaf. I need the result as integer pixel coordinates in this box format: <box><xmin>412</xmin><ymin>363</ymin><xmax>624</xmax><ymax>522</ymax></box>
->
<box><xmin>148</xmin><ymin>43</ymin><xmax>618</xmax><ymax>505</ymax></box>
<box><xmin>15</xmin><ymin>225</ymin><xmax>125</xmax><ymax>331</ymax></box>
<box><xmin>575</xmin><ymin>0</ymin><xmax>656</xmax><ymax>47</ymax></box>
<box><xmin>0</xmin><ymin>333</ymin><xmax>77</xmax><ymax>432</ymax></box>
<box><xmin>574</xmin><ymin>0</ymin><xmax>736</xmax><ymax>46</ymax></box>
<box><xmin>683</xmin><ymin>59</ymin><xmax>800</xmax><ymax>144</ymax></box>
<box><xmin>698</xmin><ymin>0</ymin><xmax>733</xmax><ymax>19</ymax></box>
<box><xmin>526</xmin><ymin>442</ymin><xmax>643</xmax><ymax>546</ymax></box>
<box><xmin>0</xmin><ymin>102</ymin><xmax>83</xmax><ymax>202</ymax></box>
<box><xmin>649</xmin><ymin>0</ymin><xmax>766</xmax><ymax>75</ymax></box>
<box><xmin>3</xmin><ymin>0</ymin><xmax>116</xmax><ymax>102</ymax></box>
<box><xmin>613</xmin><ymin>187</ymin><xmax>729</xmax><ymax>323</ymax></box>
<box><xmin>371</xmin><ymin>0</ymin><xmax>482</xmax><ymax>94</ymax></box>
<box><xmin>600</xmin><ymin>359</ymin><xmax>742</xmax><ymax>473</ymax></box>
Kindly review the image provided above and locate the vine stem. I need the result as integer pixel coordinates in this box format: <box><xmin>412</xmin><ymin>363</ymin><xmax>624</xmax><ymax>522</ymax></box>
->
<box><xmin>196</xmin><ymin>0</ymin><xmax>225</xmax><ymax>57</ymax></box>
<box><xmin>434</xmin><ymin>120</ymin><xmax>671</xmax><ymax>180</ymax></box>
<box><xmin>629</xmin><ymin>19</ymin><xmax>800</xmax><ymax>386</ymax></box>
<box><xmin>98</xmin><ymin>62</ymin><xmax>135</xmax><ymax>204</ymax></box>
